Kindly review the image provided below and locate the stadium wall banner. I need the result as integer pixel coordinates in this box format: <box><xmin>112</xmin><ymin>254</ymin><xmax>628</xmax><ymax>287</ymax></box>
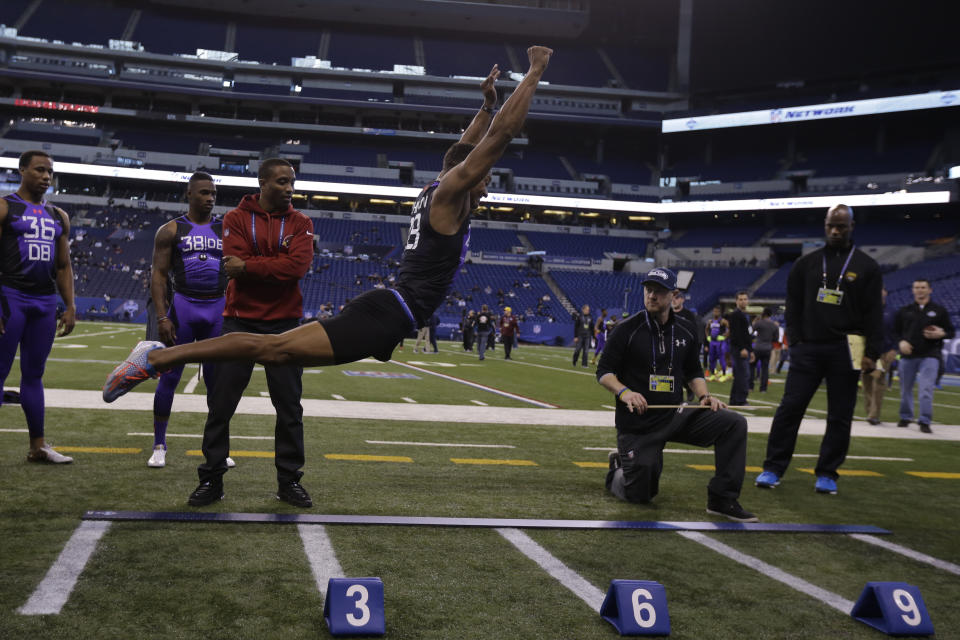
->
<box><xmin>663</xmin><ymin>89</ymin><xmax>959</xmax><ymax>133</ymax></box>
<box><xmin>0</xmin><ymin>159</ymin><xmax>950</xmax><ymax>214</ymax></box>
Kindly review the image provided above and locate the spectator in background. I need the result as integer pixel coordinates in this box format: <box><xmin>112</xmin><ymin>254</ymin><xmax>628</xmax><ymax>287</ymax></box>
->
<box><xmin>726</xmin><ymin>291</ymin><xmax>754</xmax><ymax>406</ymax></box>
<box><xmin>751</xmin><ymin>308</ymin><xmax>779</xmax><ymax>393</ymax></box>
<box><xmin>572</xmin><ymin>303</ymin><xmax>594</xmax><ymax>368</ymax></box>
<box><xmin>705</xmin><ymin>306</ymin><xmax>730</xmax><ymax>382</ymax></box>
<box><xmin>895</xmin><ymin>279</ymin><xmax>955</xmax><ymax>434</ymax></box>
<box><xmin>428</xmin><ymin>313</ymin><xmax>439</xmax><ymax>353</ymax></box>
<box><xmin>499</xmin><ymin>306</ymin><xmax>519</xmax><ymax>360</ymax></box>
<box><xmin>462</xmin><ymin>309</ymin><xmax>476</xmax><ymax>351</ymax></box>
<box><xmin>671</xmin><ymin>292</ymin><xmax>700</xmax><ymax>401</ymax></box>
<box><xmin>476</xmin><ymin>304</ymin><xmax>494</xmax><ymax>361</ymax></box>
<box><xmin>862</xmin><ymin>288</ymin><xmax>898</xmax><ymax>425</ymax></box>
<box><xmin>591</xmin><ymin>308</ymin><xmax>609</xmax><ymax>365</ymax></box>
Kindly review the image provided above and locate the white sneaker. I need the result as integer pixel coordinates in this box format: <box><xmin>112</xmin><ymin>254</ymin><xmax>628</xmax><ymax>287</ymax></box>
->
<box><xmin>28</xmin><ymin>445</ymin><xmax>73</xmax><ymax>464</ymax></box>
<box><xmin>226</xmin><ymin>456</ymin><xmax>236</xmax><ymax>468</ymax></box>
<box><xmin>147</xmin><ymin>446</ymin><xmax>166</xmax><ymax>468</ymax></box>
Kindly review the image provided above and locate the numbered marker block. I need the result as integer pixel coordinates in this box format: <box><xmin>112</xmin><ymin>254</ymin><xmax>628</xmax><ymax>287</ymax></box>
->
<box><xmin>851</xmin><ymin>582</ymin><xmax>934</xmax><ymax>636</ymax></box>
<box><xmin>324</xmin><ymin>577</ymin><xmax>385</xmax><ymax>637</ymax></box>
<box><xmin>600</xmin><ymin>580</ymin><xmax>670</xmax><ymax>636</ymax></box>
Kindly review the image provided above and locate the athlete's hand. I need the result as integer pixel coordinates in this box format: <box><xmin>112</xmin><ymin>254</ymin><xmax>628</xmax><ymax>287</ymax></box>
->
<box><xmin>527</xmin><ymin>46</ymin><xmax>553</xmax><ymax>72</ymax></box>
<box><xmin>481</xmin><ymin>64</ymin><xmax>499</xmax><ymax>108</ymax></box>
<box><xmin>223</xmin><ymin>255</ymin><xmax>246</xmax><ymax>279</ymax></box>
<box><xmin>57</xmin><ymin>306</ymin><xmax>76</xmax><ymax>337</ymax></box>
<box><xmin>158</xmin><ymin>317</ymin><xmax>177</xmax><ymax>346</ymax></box>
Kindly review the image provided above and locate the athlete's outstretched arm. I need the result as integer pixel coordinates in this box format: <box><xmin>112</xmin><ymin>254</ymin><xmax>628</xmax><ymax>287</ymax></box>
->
<box><xmin>433</xmin><ymin>46</ymin><xmax>552</xmax><ymax>209</ymax></box>
<box><xmin>458</xmin><ymin>64</ymin><xmax>500</xmax><ymax>146</ymax></box>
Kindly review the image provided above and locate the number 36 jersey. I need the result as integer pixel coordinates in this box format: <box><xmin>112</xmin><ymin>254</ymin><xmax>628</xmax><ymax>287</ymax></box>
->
<box><xmin>0</xmin><ymin>193</ymin><xmax>64</xmax><ymax>295</ymax></box>
<box><xmin>395</xmin><ymin>181</ymin><xmax>470</xmax><ymax>328</ymax></box>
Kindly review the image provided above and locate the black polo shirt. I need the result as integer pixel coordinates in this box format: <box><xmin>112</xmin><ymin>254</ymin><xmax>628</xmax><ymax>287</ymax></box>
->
<box><xmin>597</xmin><ymin>309</ymin><xmax>705</xmax><ymax>431</ymax></box>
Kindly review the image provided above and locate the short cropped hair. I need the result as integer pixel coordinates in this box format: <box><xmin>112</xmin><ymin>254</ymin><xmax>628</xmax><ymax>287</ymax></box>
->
<box><xmin>736</xmin><ymin>290</ymin><xmax>749</xmax><ymax>298</ymax></box>
<box><xmin>189</xmin><ymin>171</ymin><xmax>214</xmax><ymax>184</ymax></box>
<box><xmin>442</xmin><ymin>143</ymin><xmax>474</xmax><ymax>172</ymax></box>
<box><xmin>913</xmin><ymin>278</ymin><xmax>931</xmax><ymax>287</ymax></box>
<box><xmin>19</xmin><ymin>150</ymin><xmax>52</xmax><ymax>169</ymax></box>
<box><xmin>258</xmin><ymin>158</ymin><xmax>294</xmax><ymax>181</ymax></box>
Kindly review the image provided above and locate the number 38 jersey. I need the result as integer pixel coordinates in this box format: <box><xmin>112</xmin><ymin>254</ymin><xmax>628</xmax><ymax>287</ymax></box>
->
<box><xmin>395</xmin><ymin>181</ymin><xmax>470</xmax><ymax>327</ymax></box>
<box><xmin>0</xmin><ymin>193</ymin><xmax>64</xmax><ymax>295</ymax></box>
<box><xmin>171</xmin><ymin>215</ymin><xmax>227</xmax><ymax>298</ymax></box>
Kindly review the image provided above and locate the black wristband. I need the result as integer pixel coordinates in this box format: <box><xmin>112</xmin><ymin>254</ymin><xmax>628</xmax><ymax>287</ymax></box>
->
<box><xmin>699</xmin><ymin>394</ymin><xmax>711</xmax><ymax>402</ymax></box>
<box><xmin>481</xmin><ymin>105</ymin><xmax>495</xmax><ymax>114</ymax></box>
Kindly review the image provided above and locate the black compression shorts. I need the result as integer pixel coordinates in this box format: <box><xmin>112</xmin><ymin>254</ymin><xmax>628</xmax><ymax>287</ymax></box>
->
<box><xmin>320</xmin><ymin>288</ymin><xmax>417</xmax><ymax>364</ymax></box>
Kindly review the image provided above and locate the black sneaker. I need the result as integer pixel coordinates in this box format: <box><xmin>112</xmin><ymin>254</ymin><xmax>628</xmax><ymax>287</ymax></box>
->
<box><xmin>277</xmin><ymin>482</ymin><xmax>312</xmax><ymax>508</ymax></box>
<box><xmin>867</xmin><ymin>418</ymin><xmax>880</xmax><ymax>426</ymax></box>
<box><xmin>706</xmin><ymin>500</ymin><xmax>759</xmax><ymax>523</ymax></box>
<box><xmin>919</xmin><ymin>423</ymin><xmax>933</xmax><ymax>434</ymax></box>
<box><xmin>897</xmin><ymin>419</ymin><xmax>910</xmax><ymax>428</ymax></box>
<box><xmin>188</xmin><ymin>481</ymin><xmax>224</xmax><ymax>507</ymax></box>
<box><xmin>608</xmin><ymin>450</ymin><xmax>621</xmax><ymax>471</ymax></box>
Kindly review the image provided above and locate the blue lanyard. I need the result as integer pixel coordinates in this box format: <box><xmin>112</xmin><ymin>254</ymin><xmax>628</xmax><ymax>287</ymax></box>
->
<box><xmin>822</xmin><ymin>245</ymin><xmax>856</xmax><ymax>289</ymax></box>
<box><xmin>644</xmin><ymin>311</ymin><xmax>675</xmax><ymax>375</ymax></box>
<box><xmin>250</xmin><ymin>213</ymin><xmax>285</xmax><ymax>257</ymax></box>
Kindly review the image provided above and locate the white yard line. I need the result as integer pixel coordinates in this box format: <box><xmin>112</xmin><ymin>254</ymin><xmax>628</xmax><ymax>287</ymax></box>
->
<box><xmin>496</xmin><ymin>527</ymin><xmax>605</xmax><ymax>612</ymax></box>
<box><xmin>440</xmin><ymin>347</ymin><xmax>596</xmax><ymax>377</ymax></box>
<box><xmin>471</xmin><ymin>400</ymin><xmax>489</xmax><ymax>406</ymax></box>
<box><xmin>401</xmin><ymin>397</ymin><xmax>418</xmax><ymax>404</ymax></box>
<box><xmin>183</xmin><ymin>372</ymin><xmax>201</xmax><ymax>394</ymax></box>
<box><xmin>298</xmin><ymin>524</ymin><xmax>344</xmax><ymax>598</ymax></box>
<box><xmin>56</xmin><ymin>327</ymin><xmax>141</xmax><ymax>340</ymax></box>
<box><xmin>392</xmin><ymin>361</ymin><xmax>558</xmax><ymax>408</ymax></box>
<box><xmin>18</xmin><ymin>521</ymin><xmax>111</xmax><ymax>615</ymax></box>
<box><xmin>331</xmin><ymin>394</ymin><xmax>346</xmax><ymax>400</ymax></box>
<box><xmin>365</xmin><ymin>440</ymin><xmax>515</xmax><ymax>448</ymax></box>
<box><xmin>678</xmin><ymin>531</ymin><xmax>854</xmax><ymax>614</ymax></box>
<box><xmin>849</xmin><ymin>534</ymin><xmax>960</xmax><ymax>576</ymax></box>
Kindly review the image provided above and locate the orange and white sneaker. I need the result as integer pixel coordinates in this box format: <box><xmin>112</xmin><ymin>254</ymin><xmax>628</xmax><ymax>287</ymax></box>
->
<box><xmin>27</xmin><ymin>445</ymin><xmax>73</xmax><ymax>464</ymax></box>
<box><xmin>103</xmin><ymin>341</ymin><xmax>164</xmax><ymax>403</ymax></box>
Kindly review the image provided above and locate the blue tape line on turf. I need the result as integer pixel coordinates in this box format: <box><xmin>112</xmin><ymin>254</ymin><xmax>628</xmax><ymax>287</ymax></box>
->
<box><xmin>81</xmin><ymin>511</ymin><xmax>890</xmax><ymax>534</ymax></box>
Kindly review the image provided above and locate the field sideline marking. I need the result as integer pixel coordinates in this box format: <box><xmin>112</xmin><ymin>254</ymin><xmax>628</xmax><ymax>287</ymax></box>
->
<box><xmin>18</xmin><ymin>521</ymin><xmax>111</xmax><ymax>615</ymax></box>
<box><xmin>848</xmin><ymin>534</ymin><xmax>960</xmax><ymax>576</ymax></box>
<box><xmin>298</xmin><ymin>524</ymin><xmax>343</xmax><ymax>598</ymax></box>
<box><xmin>127</xmin><ymin>432</ymin><xmax>274</xmax><ymax>440</ymax></box>
<box><xmin>677</xmin><ymin>531</ymin><xmax>855</xmax><ymax>614</ymax></box>
<box><xmin>56</xmin><ymin>327</ymin><xmax>141</xmax><ymax>340</ymax></box>
<box><xmin>392</xmin><ymin>361</ymin><xmax>558</xmax><ymax>408</ymax></box>
<box><xmin>365</xmin><ymin>440</ymin><xmax>515</xmax><ymax>448</ymax></box>
<box><xmin>496</xmin><ymin>528</ymin><xmax>605</xmax><ymax>612</ymax></box>
<box><xmin>581</xmin><ymin>446</ymin><xmax>913</xmax><ymax>461</ymax></box>
<box><xmin>183</xmin><ymin>371</ymin><xmax>201</xmax><ymax>394</ymax></box>
<box><xmin>439</xmin><ymin>347</ymin><xmax>596</xmax><ymax>377</ymax></box>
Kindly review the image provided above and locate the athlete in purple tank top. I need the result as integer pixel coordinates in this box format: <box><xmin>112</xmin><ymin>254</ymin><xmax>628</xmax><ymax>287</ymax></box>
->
<box><xmin>145</xmin><ymin>172</ymin><xmax>227</xmax><ymax>468</ymax></box>
<box><xmin>0</xmin><ymin>151</ymin><xmax>76</xmax><ymax>464</ymax></box>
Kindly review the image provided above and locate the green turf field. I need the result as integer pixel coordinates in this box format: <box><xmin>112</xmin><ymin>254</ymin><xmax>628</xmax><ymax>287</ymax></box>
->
<box><xmin>2</xmin><ymin>322</ymin><xmax>958</xmax><ymax>638</ymax></box>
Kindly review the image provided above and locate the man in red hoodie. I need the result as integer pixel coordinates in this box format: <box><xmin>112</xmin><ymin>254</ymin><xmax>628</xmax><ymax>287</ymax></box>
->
<box><xmin>104</xmin><ymin>46</ymin><xmax>553</xmax><ymax>498</ymax></box>
<box><xmin>193</xmin><ymin>157</ymin><xmax>314</xmax><ymax>507</ymax></box>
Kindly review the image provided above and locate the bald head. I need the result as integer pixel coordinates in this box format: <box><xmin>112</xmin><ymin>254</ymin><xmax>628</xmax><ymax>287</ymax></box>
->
<box><xmin>825</xmin><ymin>204</ymin><xmax>854</xmax><ymax>249</ymax></box>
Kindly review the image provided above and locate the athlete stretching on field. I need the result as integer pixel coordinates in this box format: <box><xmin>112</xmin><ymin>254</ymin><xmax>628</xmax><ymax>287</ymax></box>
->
<box><xmin>104</xmin><ymin>47</ymin><xmax>552</xmax><ymax>400</ymax></box>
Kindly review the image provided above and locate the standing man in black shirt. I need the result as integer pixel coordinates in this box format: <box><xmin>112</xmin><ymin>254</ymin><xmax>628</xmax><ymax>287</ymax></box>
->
<box><xmin>727</xmin><ymin>291</ymin><xmax>754</xmax><ymax>406</ymax></box>
<box><xmin>598</xmin><ymin>267</ymin><xmax>758</xmax><ymax>522</ymax></box>
<box><xmin>104</xmin><ymin>47</ymin><xmax>554</xmax><ymax>396</ymax></box>
<box><xmin>572</xmin><ymin>304</ymin><xmax>594</xmax><ymax>368</ymax></box>
<box><xmin>755</xmin><ymin>204</ymin><xmax>882</xmax><ymax>495</ymax></box>
<box><xmin>475</xmin><ymin>304</ymin><xmax>494</xmax><ymax>361</ymax></box>
<box><xmin>894</xmin><ymin>279</ymin><xmax>955</xmax><ymax>433</ymax></box>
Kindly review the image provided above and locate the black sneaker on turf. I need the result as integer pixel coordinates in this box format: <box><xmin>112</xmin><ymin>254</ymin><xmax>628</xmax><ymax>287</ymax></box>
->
<box><xmin>897</xmin><ymin>419</ymin><xmax>910</xmax><ymax>428</ymax></box>
<box><xmin>608</xmin><ymin>450</ymin><xmax>621</xmax><ymax>471</ymax></box>
<box><xmin>706</xmin><ymin>500</ymin><xmax>759</xmax><ymax>523</ymax></box>
<box><xmin>188</xmin><ymin>481</ymin><xmax>224</xmax><ymax>507</ymax></box>
<box><xmin>277</xmin><ymin>482</ymin><xmax>312</xmax><ymax>508</ymax></box>
<box><xmin>919</xmin><ymin>423</ymin><xmax>933</xmax><ymax>434</ymax></box>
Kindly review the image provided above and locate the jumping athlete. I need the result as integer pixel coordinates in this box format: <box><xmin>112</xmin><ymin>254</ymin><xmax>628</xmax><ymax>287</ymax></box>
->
<box><xmin>0</xmin><ymin>151</ymin><xmax>76</xmax><ymax>463</ymax></box>
<box><xmin>104</xmin><ymin>48</ymin><xmax>553</xmax><ymax>406</ymax></box>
